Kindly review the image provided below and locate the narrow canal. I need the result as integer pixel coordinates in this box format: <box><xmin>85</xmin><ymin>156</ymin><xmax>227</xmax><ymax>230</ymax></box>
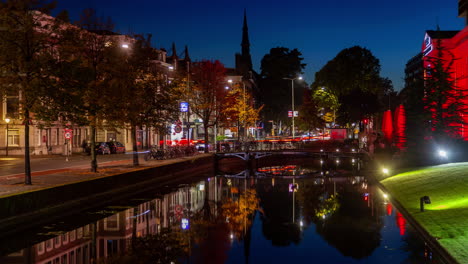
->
<box><xmin>0</xmin><ymin>157</ymin><xmax>445</xmax><ymax>264</ymax></box>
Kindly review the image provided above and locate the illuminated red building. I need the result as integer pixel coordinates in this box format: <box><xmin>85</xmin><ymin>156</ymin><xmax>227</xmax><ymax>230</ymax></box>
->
<box><xmin>401</xmin><ymin>10</ymin><xmax>468</xmax><ymax>143</ymax></box>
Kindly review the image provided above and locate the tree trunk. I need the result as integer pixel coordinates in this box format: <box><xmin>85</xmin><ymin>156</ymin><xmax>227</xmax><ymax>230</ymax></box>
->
<box><xmin>90</xmin><ymin>125</ymin><xmax>97</xmax><ymax>172</ymax></box>
<box><xmin>204</xmin><ymin>123</ymin><xmax>210</xmax><ymax>153</ymax></box>
<box><xmin>24</xmin><ymin>109</ymin><xmax>32</xmax><ymax>185</ymax></box>
<box><xmin>132</xmin><ymin>124</ymin><xmax>139</xmax><ymax>166</ymax></box>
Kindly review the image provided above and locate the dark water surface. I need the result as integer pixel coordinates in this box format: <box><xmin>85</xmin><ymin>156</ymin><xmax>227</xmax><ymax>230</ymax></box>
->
<box><xmin>0</xmin><ymin>158</ymin><xmax>445</xmax><ymax>264</ymax></box>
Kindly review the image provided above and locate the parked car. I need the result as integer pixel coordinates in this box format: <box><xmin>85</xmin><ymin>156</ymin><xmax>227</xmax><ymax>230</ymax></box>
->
<box><xmin>95</xmin><ymin>142</ymin><xmax>111</xmax><ymax>155</ymax></box>
<box><xmin>107</xmin><ymin>141</ymin><xmax>126</xmax><ymax>154</ymax></box>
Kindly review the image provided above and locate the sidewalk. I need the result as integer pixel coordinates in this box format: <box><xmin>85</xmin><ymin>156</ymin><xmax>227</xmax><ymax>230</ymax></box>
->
<box><xmin>0</xmin><ymin>153</ymin><xmax>209</xmax><ymax>198</ymax></box>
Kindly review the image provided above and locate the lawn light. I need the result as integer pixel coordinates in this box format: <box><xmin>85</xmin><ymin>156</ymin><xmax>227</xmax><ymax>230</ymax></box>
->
<box><xmin>351</xmin><ymin>148</ymin><xmax>355</xmax><ymax>152</ymax></box>
<box><xmin>438</xmin><ymin>150</ymin><xmax>447</xmax><ymax>158</ymax></box>
<box><xmin>352</xmin><ymin>158</ymin><xmax>355</xmax><ymax>163</ymax></box>
<box><xmin>320</xmin><ymin>149</ymin><xmax>324</xmax><ymax>152</ymax></box>
<box><xmin>420</xmin><ymin>196</ymin><xmax>431</xmax><ymax>212</ymax></box>
<box><xmin>336</xmin><ymin>159</ymin><xmax>340</xmax><ymax>164</ymax></box>
<box><xmin>320</xmin><ymin>159</ymin><xmax>323</xmax><ymax>164</ymax></box>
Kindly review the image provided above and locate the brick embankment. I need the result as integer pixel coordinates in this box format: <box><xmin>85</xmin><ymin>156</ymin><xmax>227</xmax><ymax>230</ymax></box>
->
<box><xmin>0</xmin><ymin>154</ymin><xmax>214</xmax><ymax>237</ymax></box>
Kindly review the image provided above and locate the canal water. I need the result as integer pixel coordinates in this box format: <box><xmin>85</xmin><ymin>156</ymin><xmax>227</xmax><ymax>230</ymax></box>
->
<box><xmin>0</xmin><ymin>157</ymin><xmax>445</xmax><ymax>264</ymax></box>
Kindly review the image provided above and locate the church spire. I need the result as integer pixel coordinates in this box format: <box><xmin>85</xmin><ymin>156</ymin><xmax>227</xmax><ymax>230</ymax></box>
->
<box><xmin>241</xmin><ymin>9</ymin><xmax>250</xmax><ymax>57</ymax></box>
<box><xmin>184</xmin><ymin>45</ymin><xmax>190</xmax><ymax>61</ymax></box>
<box><xmin>171</xmin><ymin>42</ymin><xmax>177</xmax><ymax>58</ymax></box>
<box><xmin>241</xmin><ymin>9</ymin><xmax>252</xmax><ymax>72</ymax></box>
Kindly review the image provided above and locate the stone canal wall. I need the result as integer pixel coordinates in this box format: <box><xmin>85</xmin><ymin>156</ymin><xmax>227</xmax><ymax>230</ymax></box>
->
<box><xmin>0</xmin><ymin>155</ymin><xmax>214</xmax><ymax>236</ymax></box>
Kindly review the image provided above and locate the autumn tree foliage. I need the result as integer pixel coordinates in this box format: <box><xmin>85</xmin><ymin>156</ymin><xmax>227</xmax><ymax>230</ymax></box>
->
<box><xmin>189</xmin><ymin>60</ymin><xmax>228</xmax><ymax>152</ymax></box>
<box><xmin>221</xmin><ymin>189</ymin><xmax>259</xmax><ymax>239</ymax></box>
<box><xmin>222</xmin><ymin>83</ymin><xmax>263</xmax><ymax>140</ymax></box>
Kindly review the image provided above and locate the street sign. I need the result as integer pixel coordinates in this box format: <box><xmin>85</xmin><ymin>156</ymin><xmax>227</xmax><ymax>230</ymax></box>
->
<box><xmin>288</xmin><ymin>111</ymin><xmax>298</xmax><ymax>117</ymax></box>
<box><xmin>174</xmin><ymin>125</ymin><xmax>182</xmax><ymax>133</ymax></box>
<box><xmin>180</xmin><ymin>102</ymin><xmax>189</xmax><ymax>112</ymax></box>
<box><xmin>64</xmin><ymin>129</ymin><xmax>73</xmax><ymax>139</ymax></box>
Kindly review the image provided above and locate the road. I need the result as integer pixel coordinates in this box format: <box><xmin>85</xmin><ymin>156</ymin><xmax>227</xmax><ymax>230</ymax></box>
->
<box><xmin>0</xmin><ymin>153</ymin><xmax>147</xmax><ymax>178</ymax></box>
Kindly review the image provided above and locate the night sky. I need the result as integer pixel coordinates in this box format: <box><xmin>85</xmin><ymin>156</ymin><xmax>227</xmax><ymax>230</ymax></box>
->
<box><xmin>55</xmin><ymin>0</ymin><xmax>464</xmax><ymax>91</ymax></box>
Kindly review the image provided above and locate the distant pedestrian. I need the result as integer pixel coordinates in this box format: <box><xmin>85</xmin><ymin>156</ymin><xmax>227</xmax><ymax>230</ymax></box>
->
<box><xmin>81</xmin><ymin>140</ymin><xmax>87</xmax><ymax>153</ymax></box>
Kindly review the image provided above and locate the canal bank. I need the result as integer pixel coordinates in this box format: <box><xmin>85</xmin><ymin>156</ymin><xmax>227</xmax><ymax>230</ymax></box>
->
<box><xmin>375</xmin><ymin>162</ymin><xmax>468</xmax><ymax>264</ymax></box>
<box><xmin>0</xmin><ymin>154</ymin><xmax>214</xmax><ymax>237</ymax></box>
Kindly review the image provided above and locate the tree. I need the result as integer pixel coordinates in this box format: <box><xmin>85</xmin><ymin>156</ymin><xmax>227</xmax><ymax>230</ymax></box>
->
<box><xmin>311</xmin><ymin>87</ymin><xmax>339</xmax><ymax>124</ymax></box>
<box><xmin>296</xmin><ymin>88</ymin><xmax>324</xmax><ymax>134</ymax></box>
<box><xmin>312</xmin><ymin>46</ymin><xmax>393</xmax><ymax>125</ymax></box>
<box><xmin>222</xmin><ymin>83</ymin><xmax>263</xmax><ymax>141</ymax></box>
<box><xmin>0</xmin><ymin>0</ymin><xmax>60</xmax><ymax>184</ymax></box>
<box><xmin>41</xmin><ymin>8</ymin><xmax>117</xmax><ymax>172</ymax></box>
<box><xmin>259</xmin><ymin>47</ymin><xmax>306</xmax><ymax>131</ymax></box>
<box><xmin>423</xmin><ymin>38</ymin><xmax>468</xmax><ymax>143</ymax></box>
<box><xmin>107</xmin><ymin>34</ymin><xmax>181</xmax><ymax>166</ymax></box>
<box><xmin>188</xmin><ymin>60</ymin><xmax>228</xmax><ymax>153</ymax></box>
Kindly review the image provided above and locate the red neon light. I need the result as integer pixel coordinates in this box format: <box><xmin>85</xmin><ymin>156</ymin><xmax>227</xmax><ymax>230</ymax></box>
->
<box><xmin>394</xmin><ymin>104</ymin><xmax>406</xmax><ymax>149</ymax></box>
<box><xmin>386</xmin><ymin>203</ymin><xmax>393</xmax><ymax>216</ymax></box>
<box><xmin>396</xmin><ymin>212</ymin><xmax>406</xmax><ymax>236</ymax></box>
<box><xmin>382</xmin><ymin>110</ymin><xmax>393</xmax><ymax>143</ymax></box>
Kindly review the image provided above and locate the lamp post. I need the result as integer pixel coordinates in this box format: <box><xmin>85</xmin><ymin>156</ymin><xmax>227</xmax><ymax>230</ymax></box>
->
<box><xmin>5</xmin><ymin>118</ymin><xmax>10</xmax><ymax>156</ymax></box>
<box><xmin>283</xmin><ymin>76</ymin><xmax>302</xmax><ymax>140</ymax></box>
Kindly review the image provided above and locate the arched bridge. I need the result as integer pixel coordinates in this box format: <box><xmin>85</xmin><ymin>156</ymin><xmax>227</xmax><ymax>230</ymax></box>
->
<box><xmin>215</xmin><ymin>149</ymin><xmax>369</xmax><ymax>162</ymax></box>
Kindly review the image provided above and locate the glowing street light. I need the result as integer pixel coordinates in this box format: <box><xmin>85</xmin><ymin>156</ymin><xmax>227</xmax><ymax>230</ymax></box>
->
<box><xmin>121</xmin><ymin>43</ymin><xmax>129</xmax><ymax>49</ymax></box>
<box><xmin>382</xmin><ymin>168</ymin><xmax>389</xmax><ymax>175</ymax></box>
<box><xmin>283</xmin><ymin>76</ymin><xmax>303</xmax><ymax>140</ymax></box>
<box><xmin>5</xmin><ymin>118</ymin><xmax>10</xmax><ymax>156</ymax></box>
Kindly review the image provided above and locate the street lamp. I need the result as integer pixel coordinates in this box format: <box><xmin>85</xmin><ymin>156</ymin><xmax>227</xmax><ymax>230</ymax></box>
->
<box><xmin>5</xmin><ymin>118</ymin><xmax>10</xmax><ymax>156</ymax></box>
<box><xmin>283</xmin><ymin>76</ymin><xmax>303</xmax><ymax>140</ymax></box>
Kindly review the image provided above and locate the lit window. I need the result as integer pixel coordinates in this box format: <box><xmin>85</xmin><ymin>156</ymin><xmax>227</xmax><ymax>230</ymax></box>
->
<box><xmin>7</xmin><ymin>129</ymin><xmax>19</xmax><ymax>146</ymax></box>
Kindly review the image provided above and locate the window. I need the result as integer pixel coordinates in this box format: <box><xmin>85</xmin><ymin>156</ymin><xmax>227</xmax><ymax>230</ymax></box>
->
<box><xmin>7</xmin><ymin>129</ymin><xmax>19</xmax><ymax>146</ymax></box>
<box><xmin>73</xmin><ymin>129</ymin><xmax>81</xmax><ymax>147</ymax></box>
<box><xmin>54</xmin><ymin>236</ymin><xmax>61</xmax><ymax>247</ymax></box>
<box><xmin>37</xmin><ymin>242</ymin><xmax>45</xmax><ymax>255</ymax></box>
<box><xmin>104</xmin><ymin>214</ymin><xmax>119</xmax><ymax>230</ymax></box>
<box><xmin>5</xmin><ymin>94</ymin><xmax>19</xmax><ymax>119</ymax></box>
<box><xmin>46</xmin><ymin>239</ymin><xmax>53</xmax><ymax>251</ymax></box>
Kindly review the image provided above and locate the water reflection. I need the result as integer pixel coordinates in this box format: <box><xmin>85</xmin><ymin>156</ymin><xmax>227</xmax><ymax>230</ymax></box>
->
<box><xmin>0</xmin><ymin>162</ymin><xmax>446</xmax><ymax>264</ymax></box>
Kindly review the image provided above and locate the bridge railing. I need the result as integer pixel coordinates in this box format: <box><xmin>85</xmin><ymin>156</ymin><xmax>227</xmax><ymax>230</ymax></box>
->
<box><xmin>217</xmin><ymin>141</ymin><xmax>305</xmax><ymax>153</ymax></box>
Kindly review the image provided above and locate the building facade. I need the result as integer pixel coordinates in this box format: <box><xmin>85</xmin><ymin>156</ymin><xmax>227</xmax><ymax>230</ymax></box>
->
<box><xmin>1</xmin><ymin>14</ymin><xmax>176</xmax><ymax>156</ymax></box>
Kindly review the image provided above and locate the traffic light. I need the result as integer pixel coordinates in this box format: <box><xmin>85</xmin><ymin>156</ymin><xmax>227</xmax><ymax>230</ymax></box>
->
<box><xmin>363</xmin><ymin>193</ymin><xmax>369</xmax><ymax>201</ymax></box>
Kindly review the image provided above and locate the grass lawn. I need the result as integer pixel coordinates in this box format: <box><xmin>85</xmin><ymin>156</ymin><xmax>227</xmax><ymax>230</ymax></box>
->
<box><xmin>381</xmin><ymin>162</ymin><xmax>468</xmax><ymax>263</ymax></box>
